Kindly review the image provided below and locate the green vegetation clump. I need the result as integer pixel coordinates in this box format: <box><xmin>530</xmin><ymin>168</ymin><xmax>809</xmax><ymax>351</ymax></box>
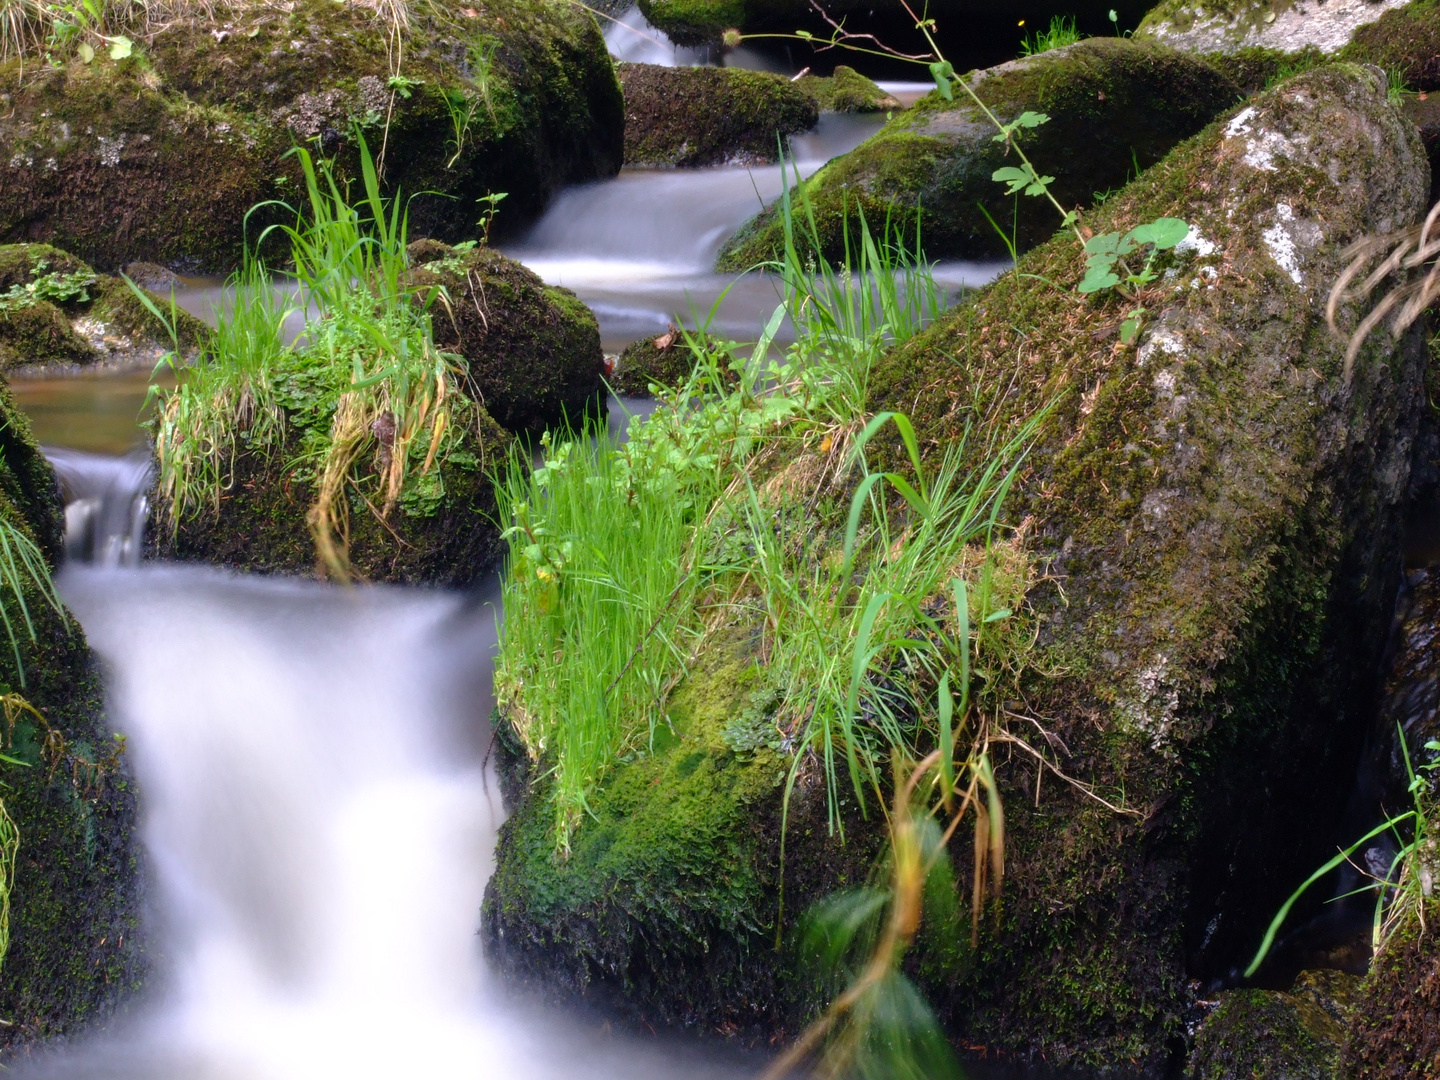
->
<box><xmin>149</xmin><ymin>139</ymin><xmax>517</xmax><ymax>585</ymax></box>
<box><xmin>618</xmin><ymin>63</ymin><xmax>818</xmax><ymax>168</ymax></box>
<box><xmin>794</xmin><ymin>65</ymin><xmax>899</xmax><ymax>113</ymax></box>
<box><xmin>716</xmin><ymin>37</ymin><xmax>1240</xmax><ymax>269</ymax></box>
<box><xmin>0</xmin><ymin>0</ymin><xmax>623</xmax><ymax>271</ymax></box>
<box><xmin>1340</xmin><ymin>895</ymin><xmax>1440</xmax><ymax>1078</ymax></box>
<box><xmin>1019</xmin><ymin>14</ymin><xmax>1080</xmax><ymax>56</ymax></box>
<box><xmin>0</xmin><ymin>243</ymin><xmax>206</xmax><ymax>371</ymax></box>
<box><xmin>1339</xmin><ymin>0</ymin><xmax>1440</xmax><ymax>91</ymax></box>
<box><xmin>611</xmin><ymin>332</ymin><xmax>701</xmax><ymax>396</ymax></box>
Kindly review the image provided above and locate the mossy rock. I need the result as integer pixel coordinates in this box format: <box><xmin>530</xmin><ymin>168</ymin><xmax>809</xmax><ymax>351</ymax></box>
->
<box><xmin>1189</xmin><ymin>970</ymin><xmax>1360</xmax><ymax>1079</ymax></box>
<box><xmin>0</xmin><ymin>0</ymin><xmax>623</xmax><ymax>272</ymax></box>
<box><xmin>611</xmin><ymin>333</ymin><xmax>696</xmax><ymax>396</ymax></box>
<box><xmin>618</xmin><ymin>63</ymin><xmax>818</xmax><ymax>168</ymax></box>
<box><xmin>794</xmin><ymin>65</ymin><xmax>899</xmax><ymax>113</ymax></box>
<box><xmin>0</xmin><ymin>380</ymin><xmax>146</xmax><ymax>1055</ymax></box>
<box><xmin>1339</xmin><ymin>900</ymin><xmax>1440</xmax><ymax>1079</ymax></box>
<box><xmin>489</xmin><ymin>65</ymin><xmax>1432</xmax><ymax>1068</ymax></box>
<box><xmin>1340</xmin><ymin>0</ymin><xmax>1440</xmax><ymax>90</ymax></box>
<box><xmin>1136</xmin><ymin>0</ymin><xmax>1414</xmax><ymax>54</ymax></box>
<box><xmin>483</xmin><ymin>627</ymin><xmax>877</xmax><ymax>1035</ymax></box>
<box><xmin>0</xmin><ymin>243</ymin><xmax>208</xmax><ymax>371</ymax></box>
<box><xmin>715</xmin><ymin>37</ymin><xmax>1241</xmax><ymax>270</ymax></box>
<box><xmin>151</xmin><ymin>399</ymin><xmax>512</xmax><ymax>585</ymax></box>
<box><xmin>407</xmin><ymin>241</ymin><xmax>604</xmax><ymax>433</ymax></box>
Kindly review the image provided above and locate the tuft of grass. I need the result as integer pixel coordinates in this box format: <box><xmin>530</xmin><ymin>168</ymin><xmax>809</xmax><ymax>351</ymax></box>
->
<box><xmin>1018</xmin><ymin>14</ymin><xmax>1080</xmax><ymax>57</ymax></box>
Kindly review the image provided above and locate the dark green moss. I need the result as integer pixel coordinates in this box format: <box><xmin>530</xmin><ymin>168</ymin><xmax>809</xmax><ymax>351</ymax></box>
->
<box><xmin>611</xmin><ymin>334</ymin><xmax>696</xmax><ymax>396</ymax></box>
<box><xmin>0</xmin><ymin>302</ymin><xmax>94</xmax><ymax>371</ymax></box>
<box><xmin>794</xmin><ymin>66</ymin><xmax>899</xmax><ymax>113</ymax></box>
<box><xmin>408</xmin><ymin>241</ymin><xmax>604</xmax><ymax>433</ymax></box>
<box><xmin>716</xmin><ymin>37</ymin><xmax>1241</xmax><ymax>269</ymax></box>
<box><xmin>1201</xmin><ymin>46</ymin><xmax>1328</xmax><ymax>95</ymax></box>
<box><xmin>618</xmin><ymin>63</ymin><xmax>818</xmax><ymax>168</ymax></box>
<box><xmin>1339</xmin><ymin>898</ymin><xmax>1440</xmax><ymax>1079</ymax></box>
<box><xmin>0</xmin><ymin>379</ymin><xmax>144</xmax><ymax>1055</ymax></box>
<box><xmin>0</xmin><ymin>0</ymin><xmax>623</xmax><ymax>272</ymax></box>
<box><xmin>1190</xmin><ymin>970</ymin><xmax>1359</xmax><ymax>1080</ymax></box>
<box><xmin>1340</xmin><ymin>0</ymin><xmax>1440</xmax><ymax>91</ymax></box>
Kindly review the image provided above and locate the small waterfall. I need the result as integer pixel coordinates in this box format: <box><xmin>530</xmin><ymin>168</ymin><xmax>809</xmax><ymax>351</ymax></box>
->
<box><xmin>46</xmin><ymin>447</ymin><xmax>153</xmax><ymax>567</ymax></box>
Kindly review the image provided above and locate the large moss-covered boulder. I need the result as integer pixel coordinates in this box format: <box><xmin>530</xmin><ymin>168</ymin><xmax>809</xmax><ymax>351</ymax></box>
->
<box><xmin>618</xmin><ymin>63</ymin><xmax>818</xmax><ymax>167</ymax></box>
<box><xmin>0</xmin><ymin>243</ymin><xmax>208</xmax><ymax>372</ymax></box>
<box><xmin>1189</xmin><ymin>970</ymin><xmax>1360</xmax><ymax>1080</ymax></box>
<box><xmin>0</xmin><ymin>0</ymin><xmax>623</xmax><ymax>272</ymax></box>
<box><xmin>407</xmin><ymin>240</ymin><xmax>605</xmax><ymax>432</ymax></box>
<box><xmin>1339</xmin><ymin>900</ymin><xmax>1440</xmax><ymax>1078</ymax></box>
<box><xmin>1136</xmin><ymin>0</ymin><xmax>1412</xmax><ymax>54</ymax></box>
<box><xmin>716</xmin><ymin>38</ymin><xmax>1240</xmax><ymax>269</ymax></box>
<box><xmin>0</xmin><ymin>383</ymin><xmax>145</xmax><ymax>1054</ymax></box>
<box><xmin>488</xmin><ymin>64</ymin><xmax>1430</xmax><ymax>1069</ymax></box>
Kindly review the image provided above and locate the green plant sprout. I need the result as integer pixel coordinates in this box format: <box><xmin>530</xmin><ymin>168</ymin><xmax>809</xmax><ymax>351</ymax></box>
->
<box><xmin>1077</xmin><ymin>216</ymin><xmax>1189</xmax><ymax>342</ymax></box>
<box><xmin>1019</xmin><ymin>14</ymin><xmax>1078</xmax><ymax>57</ymax></box>
<box><xmin>476</xmin><ymin>191</ymin><xmax>507</xmax><ymax>243</ymax></box>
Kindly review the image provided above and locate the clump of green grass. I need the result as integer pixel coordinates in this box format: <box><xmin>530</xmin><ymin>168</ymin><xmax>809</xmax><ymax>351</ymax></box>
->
<box><xmin>146</xmin><ymin>130</ymin><xmax>473</xmax><ymax>579</ymax></box>
<box><xmin>1018</xmin><ymin>14</ymin><xmax>1080</xmax><ymax>57</ymax></box>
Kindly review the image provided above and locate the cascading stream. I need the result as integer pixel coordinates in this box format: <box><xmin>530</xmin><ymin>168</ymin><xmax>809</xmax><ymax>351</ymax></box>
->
<box><xmin>13</xmin><ymin>468</ymin><xmax>755</xmax><ymax>1079</ymax></box>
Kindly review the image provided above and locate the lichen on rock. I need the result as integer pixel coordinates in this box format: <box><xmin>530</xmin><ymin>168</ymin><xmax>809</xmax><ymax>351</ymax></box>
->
<box><xmin>618</xmin><ymin>62</ymin><xmax>818</xmax><ymax>168</ymax></box>
<box><xmin>1136</xmin><ymin>0</ymin><xmax>1412</xmax><ymax>55</ymax></box>
<box><xmin>716</xmin><ymin>37</ymin><xmax>1240</xmax><ymax>269</ymax></box>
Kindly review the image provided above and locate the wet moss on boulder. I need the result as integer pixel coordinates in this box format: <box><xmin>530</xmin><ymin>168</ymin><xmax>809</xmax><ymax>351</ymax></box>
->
<box><xmin>1339</xmin><ymin>0</ymin><xmax>1440</xmax><ymax>91</ymax></box>
<box><xmin>1189</xmin><ymin>970</ymin><xmax>1360</xmax><ymax>1080</ymax></box>
<box><xmin>794</xmin><ymin>65</ymin><xmax>899</xmax><ymax>113</ymax></box>
<box><xmin>610</xmin><ymin>332</ymin><xmax>695</xmax><ymax>396</ymax></box>
<box><xmin>618</xmin><ymin>63</ymin><xmax>818</xmax><ymax>168</ymax></box>
<box><xmin>1339</xmin><ymin>899</ymin><xmax>1440</xmax><ymax>1079</ymax></box>
<box><xmin>0</xmin><ymin>0</ymin><xmax>624</xmax><ymax>272</ymax></box>
<box><xmin>716</xmin><ymin>38</ymin><xmax>1240</xmax><ymax>269</ymax></box>
<box><xmin>0</xmin><ymin>382</ymin><xmax>145</xmax><ymax>1055</ymax></box>
<box><xmin>0</xmin><ymin>243</ymin><xmax>207</xmax><ymax>372</ymax></box>
<box><xmin>489</xmin><ymin>65</ymin><xmax>1432</xmax><ymax>1069</ymax></box>
<box><xmin>407</xmin><ymin>240</ymin><xmax>605</xmax><ymax>433</ymax></box>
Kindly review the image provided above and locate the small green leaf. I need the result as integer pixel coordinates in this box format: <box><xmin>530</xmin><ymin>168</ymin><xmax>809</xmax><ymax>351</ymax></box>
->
<box><xmin>77</xmin><ymin>41</ymin><xmax>94</xmax><ymax>63</ymax></box>
<box><xmin>983</xmin><ymin>608</ymin><xmax>1012</xmax><ymax>623</ymax></box>
<box><xmin>1127</xmin><ymin>217</ymin><xmax>1189</xmax><ymax>250</ymax></box>
<box><xmin>1119</xmin><ymin>317</ymin><xmax>1141</xmax><ymax>344</ymax></box>
<box><xmin>1013</xmin><ymin>110</ymin><xmax>1050</xmax><ymax>128</ymax></box>
<box><xmin>1083</xmin><ymin>231</ymin><xmax>1122</xmax><ymax>256</ymax></box>
<box><xmin>106</xmin><ymin>34</ymin><xmax>132</xmax><ymax>59</ymax></box>
<box><xmin>1078</xmin><ymin>262</ymin><xmax>1120</xmax><ymax>294</ymax></box>
<box><xmin>929</xmin><ymin>60</ymin><xmax>954</xmax><ymax>100</ymax></box>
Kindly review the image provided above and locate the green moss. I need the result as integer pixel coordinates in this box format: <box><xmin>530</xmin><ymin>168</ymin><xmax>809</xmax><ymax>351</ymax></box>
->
<box><xmin>794</xmin><ymin>66</ymin><xmax>899</xmax><ymax>113</ymax></box>
<box><xmin>618</xmin><ymin>63</ymin><xmax>818</xmax><ymax>168</ymax></box>
<box><xmin>0</xmin><ymin>0</ymin><xmax>623</xmax><ymax>271</ymax></box>
<box><xmin>484</xmin><ymin>626</ymin><xmax>878</xmax><ymax>1033</ymax></box>
<box><xmin>1190</xmin><ymin>971</ymin><xmax>1359</xmax><ymax>1080</ymax></box>
<box><xmin>716</xmin><ymin>37</ymin><xmax>1241</xmax><ymax>270</ymax></box>
<box><xmin>1339</xmin><ymin>0</ymin><xmax>1440</xmax><ymax>91</ymax></box>
<box><xmin>636</xmin><ymin>0</ymin><xmax>746</xmax><ymax>47</ymax></box>
<box><xmin>0</xmin><ymin>301</ymin><xmax>94</xmax><ymax>371</ymax></box>
<box><xmin>0</xmin><ymin>380</ymin><xmax>144</xmax><ymax>1055</ymax></box>
<box><xmin>407</xmin><ymin>242</ymin><xmax>604</xmax><ymax>433</ymax></box>
<box><xmin>1339</xmin><ymin>899</ymin><xmax>1440</xmax><ymax>1079</ymax></box>
<box><xmin>612</xmin><ymin>335</ymin><xmax>696</xmax><ymax>396</ymax></box>
<box><xmin>1201</xmin><ymin>46</ymin><xmax>1329</xmax><ymax>95</ymax></box>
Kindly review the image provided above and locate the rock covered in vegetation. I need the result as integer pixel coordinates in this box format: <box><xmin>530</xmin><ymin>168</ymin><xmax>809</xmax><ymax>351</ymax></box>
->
<box><xmin>1340</xmin><ymin>0</ymin><xmax>1440</xmax><ymax>90</ymax></box>
<box><xmin>0</xmin><ymin>0</ymin><xmax>623</xmax><ymax>272</ymax></box>
<box><xmin>610</xmin><ymin>329</ymin><xmax>695</xmax><ymax>395</ymax></box>
<box><xmin>488</xmin><ymin>64</ymin><xmax>1431</xmax><ymax>1069</ymax></box>
<box><xmin>0</xmin><ymin>243</ymin><xmax>208</xmax><ymax>372</ymax></box>
<box><xmin>794</xmin><ymin>65</ymin><xmax>899</xmax><ymax>112</ymax></box>
<box><xmin>1339</xmin><ymin>900</ymin><xmax>1440</xmax><ymax>1078</ymax></box>
<box><xmin>618</xmin><ymin>63</ymin><xmax>818</xmax><ymax>167</ymax></box>
<box><xmin>0</xmin><ymin>384</ymin><xmax>145</xmax><ymax>1054</ymax></box>
<box><xmin>407</xmin><ymin>240</ymin><xmax>605</xmax><ymax>432</ymax></box>
<box><xmin>716</xmin><ymin>38</ymin><xmax>1240</xmax><ymax>269</ymax></box>
<box><xmin>1136</xmin><ymin>0</ymin><xmax>1412</xmax><ymax>54</ymax></box>
<box><xmin>1189</xmin><ymin>970</ymin><xmax>1360</xmax><ymax>1080</ymax></box>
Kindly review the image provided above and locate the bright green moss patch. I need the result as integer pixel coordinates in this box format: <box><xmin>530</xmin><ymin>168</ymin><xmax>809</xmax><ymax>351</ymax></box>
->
<box><xmin>618</xmin><ymin>63</ymin><xmax>818</xmax><ymax>168</ymax></box>
<box><xmin>795</xmin><ymin>66</ymin><xmax>899</xmax><ymax>113</ymax></box>
<box><xmin>716</xmin><ymin>37</ymin><xmax>1240</xmax><ymax>269</ymax></box>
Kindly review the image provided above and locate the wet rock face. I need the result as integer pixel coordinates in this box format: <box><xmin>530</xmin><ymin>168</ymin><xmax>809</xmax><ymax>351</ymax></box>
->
<box><xmin>406</xmin><ymin>241</ymin><xmax>605</xmax><ymax>433</ymax></box>
<box><xmin>618</xmin><ymin>63</ymin><xmax>818</xmax><ymax>168</ymax></box>
<box><xmin>0</xmin><ymin>383</ymin><xmax>145</xmax><ymax>1055</ymax></box>
<box><xmin>1136</xmin><ymin>0</ymin><xmax>1412</xmax><ymax>54</ymax></box>
<box><xmin>716</xmin><ymin>37</ymin><xmax>1241</xmax><ymax>268</ymax></box>
<box><xmin>0</xmin><ymin>243</ymin><xmax>207</xmax><ymax>372</ymax></box>
<box><xmin>0</xmin><ymin>0</ymin><xmax>623</xmax><ymax>272</ymax></box>
<box><xmin>1189</xmin><ymin>969</ymin><xmax>1360</xmax><ymax>1080</ymax></box>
